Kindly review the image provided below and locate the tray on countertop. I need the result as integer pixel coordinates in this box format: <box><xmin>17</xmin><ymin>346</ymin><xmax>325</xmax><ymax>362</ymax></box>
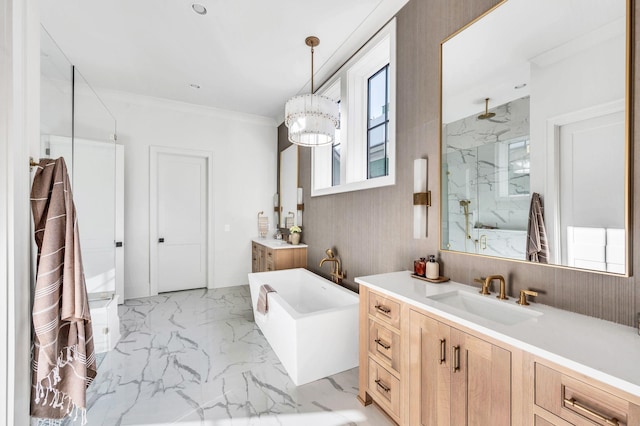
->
<box><xmin>410</xmin><ymin>273</ymin><xmax>450</xmax><ymax>283</ymax></box>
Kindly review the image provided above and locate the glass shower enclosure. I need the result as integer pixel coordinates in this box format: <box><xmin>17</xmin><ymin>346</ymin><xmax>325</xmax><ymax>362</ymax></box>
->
<box><xmin>40</xmin><ymin>26</ymin><xmax>123</xmax><ymax>302</ymax></box>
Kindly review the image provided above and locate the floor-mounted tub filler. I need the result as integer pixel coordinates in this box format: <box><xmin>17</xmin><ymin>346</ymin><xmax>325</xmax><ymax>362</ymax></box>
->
<box><xmin>248</xmin><ymin>268</ymin><xmax>359</xmax><ymax>386</ymax></box>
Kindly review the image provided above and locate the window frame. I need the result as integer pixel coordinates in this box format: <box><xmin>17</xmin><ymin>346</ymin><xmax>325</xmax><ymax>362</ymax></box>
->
<box><xmin>311</xmin><ymin>18</ymin><xmax>396</xmax><ymax>197</ymax></box>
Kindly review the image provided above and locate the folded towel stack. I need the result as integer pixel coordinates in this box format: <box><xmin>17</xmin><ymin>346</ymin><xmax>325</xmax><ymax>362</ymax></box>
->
<box><xmin>257</xmin><ymin>284</ymin><xmax>276</xmax><ymax>314</ymax></box>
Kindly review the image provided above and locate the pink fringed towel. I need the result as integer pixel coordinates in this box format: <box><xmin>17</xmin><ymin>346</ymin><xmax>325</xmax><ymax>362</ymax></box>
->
<box><xmin>256</xmin><ymin>284</ymin><xmax>276</xmax><ymax>314</ymax></box>
<box><xmin>30</xmin><ymin>158</ymin><xmax>96</xmax><ymax>424</ymax></box>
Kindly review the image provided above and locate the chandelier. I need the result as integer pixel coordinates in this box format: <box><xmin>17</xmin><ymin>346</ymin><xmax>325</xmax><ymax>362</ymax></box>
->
<box><xmin>284</xmin><ymin>36</ymin><xmax>339</xmax><ymax>147</ymax></box>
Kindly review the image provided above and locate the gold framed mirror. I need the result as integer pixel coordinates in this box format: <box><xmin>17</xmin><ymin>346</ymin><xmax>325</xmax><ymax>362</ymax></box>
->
<box><xmin>440</xmin><ymin>0</ymin><xmax>631</xmax><ymax>275</ymax></box>
<box><xmin>279</xmin><ymin>144</ymin><xmax>299</xmax><ymax>228</ymax></box>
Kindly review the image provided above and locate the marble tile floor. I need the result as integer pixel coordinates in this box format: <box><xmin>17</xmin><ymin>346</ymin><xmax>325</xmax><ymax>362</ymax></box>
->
<box><xmin>66</xmin><ymin>286</ymin><xmax>393</xmax><ymax>426</ymax></box>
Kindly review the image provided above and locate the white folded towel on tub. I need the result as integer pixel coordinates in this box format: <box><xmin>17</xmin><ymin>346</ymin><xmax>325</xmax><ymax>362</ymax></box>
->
<box><xmin>257</xmin><ymin>284</ymin><xmax>276</xmax><ymax>314</ymax></box>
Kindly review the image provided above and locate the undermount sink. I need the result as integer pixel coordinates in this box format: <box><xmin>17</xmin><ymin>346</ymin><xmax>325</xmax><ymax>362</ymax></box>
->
<box><xmin>427</xmin><ymin>290</ymin><xmax>542</xmax><ymax>326</ymax></box>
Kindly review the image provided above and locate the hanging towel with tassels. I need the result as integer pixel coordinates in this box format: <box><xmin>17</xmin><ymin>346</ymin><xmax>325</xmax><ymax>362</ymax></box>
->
<box><xmin>527</xmin><ymin>192</ymin><xmax>549</xmax><ymax>263</ymax></box>
<box><xmin>30</xmin><ymin>158</ymin><xmax>96</xmax><ymax>424</ymax></box>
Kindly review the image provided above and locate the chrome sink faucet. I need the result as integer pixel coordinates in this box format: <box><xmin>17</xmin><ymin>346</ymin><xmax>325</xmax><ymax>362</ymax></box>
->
<box><xmin>474</xmin><ymin>275</ymin><xmax>508</xmax><ymax>300</ymax></box>
<box><xmin>319</xmin><ymin>248</ymin><xmax>345</xmax><ymax>284</ymax></box>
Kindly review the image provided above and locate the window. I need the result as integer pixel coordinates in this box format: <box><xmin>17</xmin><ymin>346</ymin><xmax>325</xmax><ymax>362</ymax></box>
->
<box><xmin>367</xmin><ymin>65</ymin><xmax>389</xmax><ymax>179</ymax></box>
<box><xmin>498</xmin><ymin>137</ymin><xmax>530</xmax><ymax>198</ymax></box>
<box><xmin>507</xmin><ymin>138</ymin><xmax>530</xmax><ymax>196</ymax></box>
<box><xmin>311</xmin><ymin>19</ymin><xmax>396</xmax><ymax>196</ymax></box>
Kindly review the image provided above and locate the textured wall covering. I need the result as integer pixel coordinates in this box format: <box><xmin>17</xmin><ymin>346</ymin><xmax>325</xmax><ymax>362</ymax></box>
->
<box><xmin>281</xmin><ymin>0</ymin><xmax>638</xmax><ymax>327</ymax></box>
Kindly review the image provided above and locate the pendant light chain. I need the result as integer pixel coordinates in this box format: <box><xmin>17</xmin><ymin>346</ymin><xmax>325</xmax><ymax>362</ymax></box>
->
<box><xmin>310</xmin><ymin>44</ymin><xmax>314</xmax><ymax>93</ymax></box>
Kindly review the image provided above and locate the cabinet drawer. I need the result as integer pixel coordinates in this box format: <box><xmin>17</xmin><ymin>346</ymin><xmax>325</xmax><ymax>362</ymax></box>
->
<box><xmin>368</xmin><ymin>291</ymin><xmax>401</xmax><ymax>329</ymax></box>
<box><xmin>265</xmin><ymin>248</ymin><xmax>274</xmax><ymax>260</ymax></box>
<box><xmin>265</xmin><ymin>259</ymin><xmax>274</xmax><ymax>271</ymax></box>
<box><xmin>368</xmin><ymin>357</ymin><xmax>401</xmax><ymax>419</ymax></box>
<box><xmin>368</xmin><ymin>319</ymin><xmax>400</xmax><ymax>372</ymax></box>
<box><xmin>535</xmin><ymin>363</ymin><xmax>633</xmax><ymax>425</ymax></box>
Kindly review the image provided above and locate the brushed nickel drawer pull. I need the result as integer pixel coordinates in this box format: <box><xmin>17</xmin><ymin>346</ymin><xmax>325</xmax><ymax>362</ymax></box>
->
<box><xmin>375</xmin><ymin>304</ymin><xmax>391</xmax><ymax>314</ymax></box>
<box><xmin>564</xmin><ymin>398</ymin><xmax>620</xmax><ymax>426</ymax></box>
<box><xmin>452</xmin><ymin>345</ymin><xmax>460</xmax><ymax>372</ymax></box>
<box><xmin>375</xmin><ymin>338</ymin><xmax>391</xmax><ymax>350</ymax></box>
<box><xmin>375</xmin><ymin>379</ymin><xmax>391</xmax><ymax>393</ymax></box>
<box><xmin>439</xmin><ymin>339</ymin><xmax>446</xmax><ymax>364</ymax></box>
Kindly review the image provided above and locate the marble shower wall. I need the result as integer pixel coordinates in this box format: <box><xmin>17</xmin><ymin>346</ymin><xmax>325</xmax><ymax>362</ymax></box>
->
<box><xmin>443</xmin><ymin>96</ymin><xmax>530</xmax><ymax>259</ymax></box>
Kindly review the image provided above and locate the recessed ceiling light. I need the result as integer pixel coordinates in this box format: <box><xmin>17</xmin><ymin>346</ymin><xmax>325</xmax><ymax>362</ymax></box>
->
<box><xmin>190</xmin><ymin>83</ymin><xmax>201</xmax><ymax>89</ymax></box>
<box><xmin>514</xmin><ymin>83</ymin><xmax>527</xmax><ymax>89</ymax></box>
<box><xmin>191</xmin><ymin>3</ymin><xmax>207</xmax><ymax>15</ymax></box>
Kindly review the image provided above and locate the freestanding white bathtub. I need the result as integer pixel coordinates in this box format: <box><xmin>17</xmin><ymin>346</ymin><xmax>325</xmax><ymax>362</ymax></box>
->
<box><xmin>248</xmin><ymin>268</ymin><xmax>359</xmax><ymax>386</ymax></box>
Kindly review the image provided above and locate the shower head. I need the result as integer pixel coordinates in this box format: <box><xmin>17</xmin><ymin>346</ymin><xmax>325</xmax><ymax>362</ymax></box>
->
<box><xmin>459</xmin><ymin>199</ymin><xmax>471</xmax><ymax>216</ymax></box>
<box><xmin>477</xmin><ymin>98</ymin><xmax>496</xmax><ymax>120</ymax></box>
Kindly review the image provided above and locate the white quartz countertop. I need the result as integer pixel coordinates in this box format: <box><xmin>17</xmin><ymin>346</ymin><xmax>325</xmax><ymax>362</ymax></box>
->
<box><xmin>355</xmin><ymin>271</ymin><xmax>640</xmax><ymax>397</ymax></box>
<box><xmin>252</xmin><ymin>238</ymin><xmax>308</xmax><ymax>249</ymax></box>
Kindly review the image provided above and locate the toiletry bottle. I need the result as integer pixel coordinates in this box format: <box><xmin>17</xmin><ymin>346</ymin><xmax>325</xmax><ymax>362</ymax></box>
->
<box><xmin>426</xmin><ymin>255</ymin><xmax>439</xmax><ymax>279</ymax></box>
<box><xmin>414</xmin><ymin>258</ymin><xmax>426</xmax><ymax>277</ymax></box>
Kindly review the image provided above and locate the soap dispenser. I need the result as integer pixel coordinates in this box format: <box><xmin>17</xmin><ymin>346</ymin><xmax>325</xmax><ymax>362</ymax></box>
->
<box><xmin>426</xmin><ymin>255</ymin><xmax>439</xmax><ymax>279</ymax></box>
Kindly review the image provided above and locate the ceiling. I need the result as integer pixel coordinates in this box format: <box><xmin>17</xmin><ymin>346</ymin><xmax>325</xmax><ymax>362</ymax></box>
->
<box><xmin>441</xmin><ymin>0</ymin><xmax>626</xmax><ymax>123</ymax></box>
<box><xmin>40</xmin><ymin>0</ymin><xmax>408</xmax><ymax>122</ymax></box>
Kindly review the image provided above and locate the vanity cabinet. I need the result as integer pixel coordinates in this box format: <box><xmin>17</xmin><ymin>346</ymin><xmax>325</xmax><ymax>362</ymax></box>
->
<box><xmin>409</xmin><ymin>309</ymin><xmax>511</xmax><ymax>426</ymax></box>
<box><xmin>359</xmin><ymin>287</ymin><xmax>514</xmax><ymax>425</ymax></box>
<box><xmin>359</xmin><ymin>286</ymin><xmax>518</xmax><ymax>425</ymax></box>
<box><xmin>533</xmin><ymin>361</ymin><xmax>640</xmax><ymax>425</ymax></box>
<box><xmin>361</xmin><ymin>289</ymin><xmax>405</xmax><ymax>423</ymax></box>
<box><xmin>251</xmin><ymin>241</ymin><xmax>307</xmax><ymax>273</ymax></box>
<box><xmin>357</xmin><ymin>272</ymin><xmax>640</xmax><ymax>426</ymax></box>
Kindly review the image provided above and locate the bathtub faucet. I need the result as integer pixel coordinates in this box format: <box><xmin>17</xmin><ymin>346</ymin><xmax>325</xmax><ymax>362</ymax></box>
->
<box><xmin>319</xmin><ymin>248</ymin><xmax>345</xmax><ymax>284</ymax></box>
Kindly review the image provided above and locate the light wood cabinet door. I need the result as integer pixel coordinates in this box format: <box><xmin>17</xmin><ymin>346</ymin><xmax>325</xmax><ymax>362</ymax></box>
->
<box><xmin>251</xmin><ymin>243</ymin><xmax>264</xmax><ymax>273</ymax></box>
<box><xmin>450</xmin><ymin>327</ymin><xmax>511</xmax><ymax>426</ymax></box>
<box><xmin>409</xmin><ymin>310</ymin><xmax>451</xmax><ymax>426</ymax></box>
<box><xmin>409</xmin><ymin>309</ymin><xmax>511</xmax><ymax>426</ymax></box>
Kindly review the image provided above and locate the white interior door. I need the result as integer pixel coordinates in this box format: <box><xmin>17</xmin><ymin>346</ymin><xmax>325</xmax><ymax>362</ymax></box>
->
<box><xmin>558</xmin><ymin>111</ymin><xmax>625</xmax><ymax>264</ymax></box>
<box><xmin>154</xmin><ymin>150</ymin><xmax>208</xmax><ymax>293</ymax></box>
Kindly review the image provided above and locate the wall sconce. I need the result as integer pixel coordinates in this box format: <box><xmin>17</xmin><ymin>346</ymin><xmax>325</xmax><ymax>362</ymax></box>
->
<box><xmin>273</xmin><ymin>193</ymin><xmax>279</xmax><ymax>228</ymax></box>
<box><xmin>297</xmin><ymin>187</ymin><xmax>304</xmax><ymax>227</ymax></box>
<box><xmin>413</xmin><ymin>158</ymin><xmax>431</xmax><ymax>239</ymax></box>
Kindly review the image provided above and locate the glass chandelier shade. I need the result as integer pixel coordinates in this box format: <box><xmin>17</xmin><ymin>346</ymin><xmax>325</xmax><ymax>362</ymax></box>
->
<box><xmin>285</xmin><ymin>93</ymin><xmax>339</xmax><ymax>146</ymax></box>
<box><xmin>285</xmin><ymin>36</ymin><xmax>339</xmax><ymax>147</ymax></box>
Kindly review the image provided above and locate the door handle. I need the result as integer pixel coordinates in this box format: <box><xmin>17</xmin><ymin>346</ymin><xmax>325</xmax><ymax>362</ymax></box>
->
<box><xmin>452</xmin><ymin>345</ymin><xmax>461</xmax><ymax>372</ymax></box>
<box><xmin>158</xmin><ymin>238</ymin><xmax>165</xmax><ymax>243</ymax></box>
<box><xmin>375</xmin><ymin>338</ymin><xmax>391</xmax><ymax>350</ymax></box>
<box><xmin>439</xmin><ymin>339</ymin><xmax>446</xmax><ymax>364</ymax></box>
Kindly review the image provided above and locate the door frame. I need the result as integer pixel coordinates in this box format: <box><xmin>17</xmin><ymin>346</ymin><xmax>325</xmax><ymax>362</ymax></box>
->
<box><xmin>149</xmin><ymin>146</ymin><xmax>214</xmax><ymax>296</ymax></box>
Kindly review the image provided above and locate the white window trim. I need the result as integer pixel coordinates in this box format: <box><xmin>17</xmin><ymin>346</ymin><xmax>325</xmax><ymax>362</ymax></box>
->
<box><xmin>311</xmin><ymin>18</ymin><xmax>396</xmax><ymax>197</ymax></box>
